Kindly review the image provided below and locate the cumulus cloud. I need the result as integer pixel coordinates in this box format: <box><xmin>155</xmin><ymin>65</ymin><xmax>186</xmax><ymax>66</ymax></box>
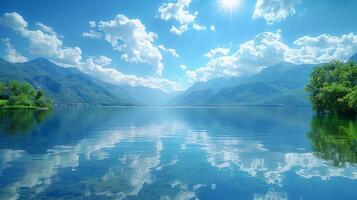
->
<box><xmin>192</xmin><ymin>23</ymin><xmax>207</xmax><ymax>31</ymax></box>
<box><xmin>180</xmin><ymin>64</ymin><xmax>187</xmax><ymax>71</ymax></box>
<box><xmin>0</xmin><ymin>12</ymin><xmax>82</xmax><ymax>67</ymax></box>
<box><xmin>35</xmin><ymin>22</ymin><xmax>57</xmax><ymax>35</ymax></box>
<box><xmin>0</xmin><ymin>12</ymin><xmax>27</xmax><ymax>31</ymax></box>
<box><xmin>157</xmin><ymin>0</ymin><xmax>212</xmax><ymax>35</ymax></box>
<box><xmin>187</xmin><ymin>31</ymin><xmax>357</xmax><ymax>82</ymax></box>
<box><xmin>253</xmin><ymin>0</ymin><xmax>300</xmax><ymax>24</ymax></box>
<box><xmin>83</xmin><ymin>15</ymin><xmax>167</xmax><ymax>76</ymax></box>
<box><xmin>204</xmin><ymin>47</ymin><xmax>230</xmax><ymax>58</ymax></box>
<box><xmin>2</xmin><ymin>38</ymin><xmax>28</xmax><ymax>63</ymax></box>
<box><xmin>79</xmin><ymin>56</ymin><xmax>182</xmax><ymax>92</ymax></box>
<box><xmin>286</xmin><ymin>33</ymin><xmax>357</xmax><ymax>64</ymax></box>
<box><xmin>186</xmin><ymin>53</ymin><xmax>238</xmax><ymax>82</ymax></box>
<box><xmin>254</xmin><ymin>190</ymin><xmax>287</xmax><ymax>200</ymax></box>
<box><xmin>82</xmin><ymin>29</ymin><xmax>102</xmax><ymax>39</ymax></box>
<box><xmin>90</xmin><ymin>55</ymin><xmax>112</xmax><ymax>66</ymax></box>
<box><xmin>187</xmin><ymin>31</ymin><xmax>287</xmax><ymax>82</ymax></box>
<box><xmin>0</xmin><ymin>12</ymin><xmax>182</xmax><ymax>92</ymax></box>
<box><xmin>158</xmin><ymin>45</ymin><xmax>179</xmax><ymax>58</ymax></box>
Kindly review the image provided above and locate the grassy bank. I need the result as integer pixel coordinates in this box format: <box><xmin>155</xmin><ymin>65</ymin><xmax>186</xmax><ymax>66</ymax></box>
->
<box><xmin>1</xmin><ymin>105</ymin><xmax>50</xmax><ymax>110</ymax></box>
<box><xmin>1</xmin><ymin>100</ymin><xmax>49</xmax><ymax>110</ymax></box>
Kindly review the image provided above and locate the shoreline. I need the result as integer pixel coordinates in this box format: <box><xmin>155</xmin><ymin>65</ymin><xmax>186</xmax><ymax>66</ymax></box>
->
<box><xmin>53</xmin><ymin>103</ymin><xmax>311</xmax><ymax>108</ymax></box>
<box><xmin>1</xmin><ymin>106</ymin><xmax>50</xmax><ymax>110</ymax></box>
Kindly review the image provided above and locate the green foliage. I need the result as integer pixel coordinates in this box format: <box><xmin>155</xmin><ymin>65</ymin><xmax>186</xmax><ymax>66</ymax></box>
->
<box><xmin>306</xmin><ymin>116</ymin><xmax>357</xmax><ymax>167</ymax></box>
<box><xmin>34</xmin><ymin>90</ymin><xmax>52</xmax><ymax>108</ymax></box>
<box><xmin>0</xmin><ymin>80</ymin><xmax>52</xmax><ymax>109</ymax></box>
<box><xmin>0</xmin><ymin>99</ymin><xmax>7</xmax><ymax>107</ymax></box>
<box><xmin>306</xmin><ymin>61</ymin><xmax>357</xmax><ymax>115</ymax></box>
<box><xmin>0</xmin><ymin>82</ymin><xmax>4</xmax><ymax>95</ymax></box>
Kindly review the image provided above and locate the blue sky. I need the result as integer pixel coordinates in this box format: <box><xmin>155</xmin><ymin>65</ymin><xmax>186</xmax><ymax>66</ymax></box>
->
<box><xmin>1</xmin><ymin>0</ymin><xmax>357</xmax><ymax>92</ymax></box>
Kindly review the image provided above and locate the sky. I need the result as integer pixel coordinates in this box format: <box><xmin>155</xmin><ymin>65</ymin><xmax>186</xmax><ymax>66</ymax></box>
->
<box><xmin>1</xmin><ymin>0</ymin><xmax>357</xmax><ymax>92</ymax></box>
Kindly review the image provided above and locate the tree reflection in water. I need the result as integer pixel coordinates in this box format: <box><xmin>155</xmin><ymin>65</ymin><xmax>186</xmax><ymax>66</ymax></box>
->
<box><xmin>307</xmin><ymin>115</ymin><xmax>357</xmax><ymax>167</ymax></box>
<box><xmin>0</xmin><ymin>109</ymin><xmax>52</xmax><ymax>134</ymax></box>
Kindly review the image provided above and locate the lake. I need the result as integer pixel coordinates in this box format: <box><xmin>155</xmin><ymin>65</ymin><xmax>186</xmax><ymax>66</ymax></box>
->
<box><xmin>0</xmin><ymin>107</ymin><xmax>356</xmax><ymax>200</ymax></box>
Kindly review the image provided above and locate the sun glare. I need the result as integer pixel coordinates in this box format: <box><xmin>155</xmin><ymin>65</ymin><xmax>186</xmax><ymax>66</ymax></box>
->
<box><xmin>219</xmin><ymin>0</ymin><xmax>240</xmax><ymax>16</ymax></box>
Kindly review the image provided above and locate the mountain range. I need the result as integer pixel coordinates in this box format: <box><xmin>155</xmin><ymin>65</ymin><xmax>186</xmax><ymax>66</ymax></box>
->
<box><xmin>0</xmin><ymin>58</ymin><xmax>170</xmax><ymax>105</ymax></box>
<box><xmin>171</xmin><ymin>62</ymin><xmax>315</xmax><ymax>106</ymax></box>
<box><xmin>172</xmin><ymin>52</ymin><xmax>357</xmax><ymax>107</ymax></box>
<box><xmin>1</xmin><ymin>53</ymin><xmax>356</xmax><ymax>106</ymax></box>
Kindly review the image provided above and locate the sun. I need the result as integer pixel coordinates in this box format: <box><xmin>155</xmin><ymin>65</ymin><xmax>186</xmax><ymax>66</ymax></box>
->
<box><xmin>219</xmin><ymin>0</ymin><xmax>240</xmax><ymax>16</ymax></box>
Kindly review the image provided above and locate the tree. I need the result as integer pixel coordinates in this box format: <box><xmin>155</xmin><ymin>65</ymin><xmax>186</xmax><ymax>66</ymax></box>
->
<box><xmin>3</xmin><ymin>81</ymin><xmax>52</xmax><ymax>108</ymax></box>
<box><xmin>35</xmin><ymin>90</ymin><xmax>52</xmax><ymax>108</ymax></box>
<box><xmin>0</xmin><ymin>82</ymin><xmax>4</xmax><ymax>96</ymax></box>
<box><xmin>306</xmin><ymin>61</ymin><xmax>357</xmax><ymax>115</ymax></box>
<box><xmin>6</xmin><ymin>81</ymin><xmax>36</xmax><ymax>106</ymax></box>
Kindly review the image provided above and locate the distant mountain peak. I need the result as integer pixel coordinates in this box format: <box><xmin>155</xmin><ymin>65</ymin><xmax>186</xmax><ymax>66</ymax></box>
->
<box><xmin>27</xmin><ymin>57</ymin><xmax>55</xmax><ymax>65</ymax></box>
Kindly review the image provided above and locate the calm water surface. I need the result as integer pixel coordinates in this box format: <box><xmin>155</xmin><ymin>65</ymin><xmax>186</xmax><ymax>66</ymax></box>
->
<box><xmin>0</xmin><ymin>107</ymin><xmax>356</xmax><ymax>200</ymax></box>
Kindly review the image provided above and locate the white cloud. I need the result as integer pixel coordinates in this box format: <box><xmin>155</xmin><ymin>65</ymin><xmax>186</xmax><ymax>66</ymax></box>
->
<box><xmin>82</xmin><ymin>29</ymin><xmax>102</xmax><ymax>39</ymax></box>
<box><xmin>79</xmin><ymin>56</ymin><xmax>182</xmax><ymax>92</ymax></box>
<box><xmin>286</xmin><ymin>33</ymin><xmax>357</xmax><ymax>64</ymax></box>
<box><xmin>88</xmin><ymin>20</ymin><xmax>96</xmax><ymax>28</ymax></box>
<box><xmin>192</xmin><ymin>23</ymin><xmax>206</xmax><ymax>31</ymax></box>
<box><xmin>169</xmin><ymin>25</ymin><xmax>188</xmax><ymax>35</ymax></box>
<box><xmin>187</xmin><ymin>31</ymin><xmax>287</xmax><ymax>82</ymax></box>
<box><xmin>82</xmin><ymin>21</ymin><xmax>102</xmax><ymax>39</ymax></box>
<box><xmin>158</xmin><ymin>0</ymin><xmax>196</xmax><ymax>24</ymax></box>
<box><xmin>157</xmin><ymin>0</ymin><xmax>212</xmax><ymax>35</ymax></box>
<box><xmin>157</xmin><ymin>0</ymin><xmax>196</xmax><ymax>35</ymax></box>
<box><xmin>2</xmin><ymin>38</ymin><xmax>28</xmax><ymax>63</ymax></box>
<box><xmin>186</xmin><ymin>54</ymin><xmax>238</xmax><ymax>82</ymax></box>
<box><xmin>84</xmin><ymin>15</ymin><xmax>165</xmax><ymax>76</ymax></box>
<box><xmin>0</xmin><ymin>12</ymin><xmax>27</xmax><ymax>31</ymax></box>
<box><xmin>210</xmin><ymin>25</ymin><xmax>216</xmax><ymax>31</ymax></box>
<box><xmin>0</xmin><ymin>12</ymin><xmax>82</xmax><ymax>67</ymax></box>
<box><xmin>187</xmin><ymin>31</ymin><xmax>357</xmax><ymax>82</ymax></box>
<box><xmin>204</xmin><ymin>47</ymin><xmax>230</xmax><ymax>58</ymax></box>
<box><xmin>158</xmin><ymin>45</ymin><xmax>179</xmax><ymax>58</ymax></box>
<box><xmin>0</xmin><ymin>12</ymin><xmax>182</xmax><ymax>92</ymax></box>
<box><xmin>90</xmin><ymin>55</ymin><xmax>112</xmax><ymax>66</ymax></box>
<box><xmin>166</xmin><ymin>48</ymin><xmax>179</xmax><ymax>58</ymax></box>
<box><xmin>253</xmin><ymin>0</ymin><xmax>300</xmax><ymax>25</ymax></box>
<box><xmin>254</xmin><ymin>190</ymin><xmax>287</xmax><ymax>200</ymax></box>
<box><xmin>35</xmin><ymin>22</ymin><xmax>57</xmax><ymax>35</ymax></box>
<box><xmin>179</xmin><ymin>64</ymin><xmax>187</xmax><ymax>70</ymax></box>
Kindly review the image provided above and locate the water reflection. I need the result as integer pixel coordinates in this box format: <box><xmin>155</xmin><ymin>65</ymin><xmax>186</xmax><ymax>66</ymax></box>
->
<box><xmin>307</xmin><ymin>116</ymin><xmax>357</xmax><ymax>167</ymax></box>
<box><xmin>0</xmin><ymin>107</ymin><xmax>356</xmax><ymax>200</ymax></box>
<box><xmin>0</xmin><ymin>109</ymin><xmax>51</xmax><ymax>134</ymax></box>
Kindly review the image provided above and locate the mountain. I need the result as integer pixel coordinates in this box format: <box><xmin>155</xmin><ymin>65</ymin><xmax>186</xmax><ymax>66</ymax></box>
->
<box><xmin>171</xmin><ymin>62</ymin><xmax>315</xmax><ymax>106</ymax></box>
<box><xmin>121</xmin><ymin>85</ymin><xmax>175</xmax><ymax>105</ymax></box>
<box><xmin>2</xmin><ymin>55</ymin><xmax>354</xmax><ymax>107</ymax></box>
<box><xmin>0</xmin><ymin>58</ymin><xmax>169</xmax><ymax>105</ymax></box>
